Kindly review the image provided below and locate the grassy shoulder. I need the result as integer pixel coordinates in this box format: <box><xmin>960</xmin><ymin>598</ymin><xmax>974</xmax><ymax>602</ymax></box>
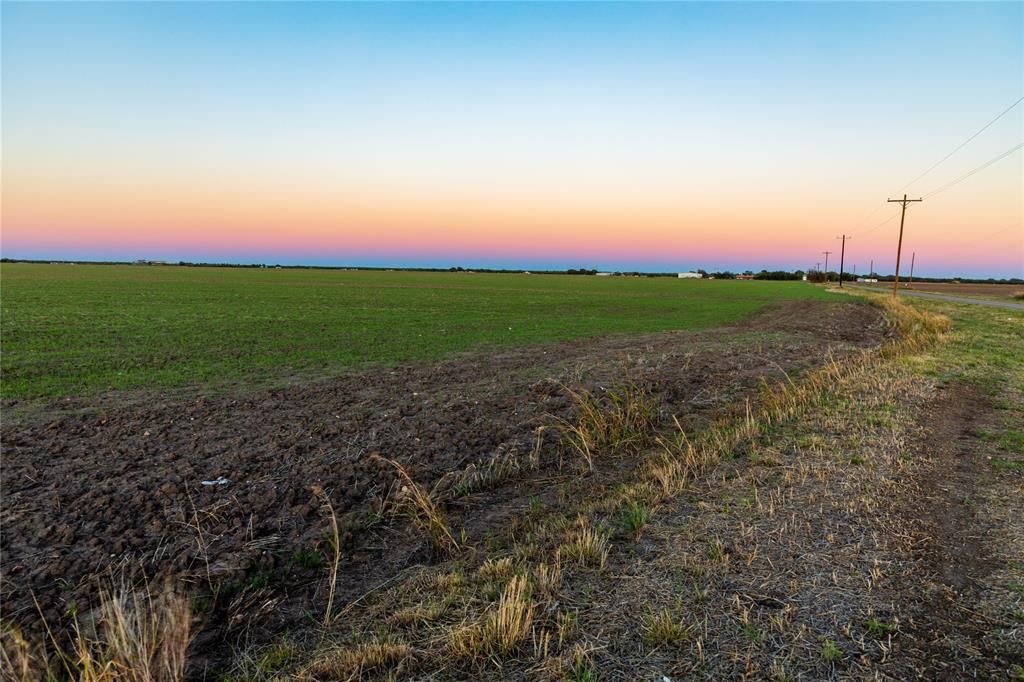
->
<box><xmin>1</xmin><ymin>264</ymin><xmax>839</xmax><ymax>401</ymax></box>
<box><xmin>890</xmin><ymin>294</ymin><xmax>1024</xmax><ymax>472</ymax></box>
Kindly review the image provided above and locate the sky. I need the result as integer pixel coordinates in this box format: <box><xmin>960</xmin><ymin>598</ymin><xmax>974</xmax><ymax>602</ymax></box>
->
<box><xmin>2</xmin><ymin>2</ymin><xmax>1022</xmax><ymax>278</ymax></box>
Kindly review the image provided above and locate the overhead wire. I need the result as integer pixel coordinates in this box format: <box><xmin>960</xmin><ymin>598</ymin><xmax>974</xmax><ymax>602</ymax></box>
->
<box><xmin>899</xmin><ymin>95</ymin><xmax>1023</xmax><ymax>192</ymax></box>
<box><xmin>855</xmin><ymin>214</ymin><xmax>897</xmax><ymax>238</ymax></box>
<box><xmin>943</xmin><ymin>223</ymin><xmax>1021</xmax><ymax>251</ymax></box>
<box><xmin>847</xmin><ymin>96</ymin><xmax>1024</xmax><ymax>238</ymax></box>
<box><xmin>921</xmin><ymin>143</ymin><xmax>1023</xmax><ymax>199</ymax></box>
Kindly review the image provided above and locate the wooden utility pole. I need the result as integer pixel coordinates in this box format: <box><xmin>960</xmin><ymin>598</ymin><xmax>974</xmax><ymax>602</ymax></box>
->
<box><xmin>909</xmin><ymin>252</ymin><xmax>916</xmax><ymax>289</ymax></box>
<box><xmin>836</xmin><ymin>235</ymin><xmax>850</xmax><ymax>287</ymax></box>
<box><xmin>887</xmin><ymin>194</ymin><xmax>922</xmax><ymax>297</ymax></box>
<box><xmin>870</xmin><ymin>259</ymin><xmax>874</xmax><ymax>278</ymax></box>
<box><xmin>822</xmin><ymin>251</ymin><xmax>832</xmax><ymax>280</ymax></box>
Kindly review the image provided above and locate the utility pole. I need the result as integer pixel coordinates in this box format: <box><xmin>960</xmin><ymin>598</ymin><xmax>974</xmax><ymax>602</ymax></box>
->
<box><xmin>870</xmin><ymin>259</ymin><xmax>873</xmax><ymax>278</ymax></box>
<box><xmin>822</xmin><ymin>251</ymin><xmax>832</xmax><ymax>281</ymax></box>
<box><xmin>909</xmin><ymin>252</ymin><xmax>916</xmax><ymax>289</ymax></box>
<box><xmin>887</xmin><ymin>194</ymin><xmax>922</xmax><ymax>297</ymax></box>
<box><xmin>836</xmin><ymin>235</ymin><xmax>850</xmax><ymax>287</ymax></box>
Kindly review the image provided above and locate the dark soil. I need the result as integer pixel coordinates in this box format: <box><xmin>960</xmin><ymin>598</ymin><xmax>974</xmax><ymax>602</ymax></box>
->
<box><xmin>0</xmin><ymin>299</ymin><xmax>887</xmax><ymax>666</ymax></box>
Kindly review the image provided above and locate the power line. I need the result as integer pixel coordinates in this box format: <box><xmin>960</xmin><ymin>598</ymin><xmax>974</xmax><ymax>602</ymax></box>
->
<box><xmin>901</xmin><ymin>95</ymin><xmax>1024</xmax><ymax>192</ymax></box>
<box><xmin>847</xmin><ymin>202</ymin><xmax>887</xmax><ymax>234</ymax></box>
<box><xmin>847</xmin><ymin>96</ymin><xmax>1023</xmax><ymax>236</ymax></box>
<box><xmin>854</xmin><ymin>213</ymin><xmax>897</xmax><ymax>238</ymax></box>
<box><xmin>851</xmin><ymin>143</ymin><xmax>1020</xmax><ymax>245</ymax></box>
<box><xmin>922</xmin><ymin>142</ymin><xmax>1023</xmax><ymax>199</ymax></box>
<box><xmin>946</xmin><ymin>223</ymin><xmax>1022</xmax><ymax>251</ymax></box>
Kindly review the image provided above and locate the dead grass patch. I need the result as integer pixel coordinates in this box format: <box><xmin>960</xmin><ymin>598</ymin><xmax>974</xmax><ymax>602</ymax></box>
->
<box><xmin>449</xmin><ymin>575</ymin><xmax>535</xmax><ymax>660</ymax></box>
<box><xmin>1</xmin><ymin>583</ymin><xmax>191</xmax><ymax>682</ymax></box>
<box><xmin>557</xmin><ymin>521</ymin><xmax>611</xmax><ymax>569</ymax></box>
<box><xmin>306</xmin><ymin>636</ymin><xmax>413</xmax><ymax>680</ymax></box>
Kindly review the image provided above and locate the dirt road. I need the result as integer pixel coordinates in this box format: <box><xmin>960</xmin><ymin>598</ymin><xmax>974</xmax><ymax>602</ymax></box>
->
<box><xmin>846</xmin><ymin>284</ymin><xmax>1024</xmax><ymax>310</ymax></box>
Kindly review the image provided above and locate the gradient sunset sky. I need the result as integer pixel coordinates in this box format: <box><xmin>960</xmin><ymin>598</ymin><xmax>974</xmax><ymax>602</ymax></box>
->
<box><xmin>2</xmin><ymin>2</ymin><xmax>1022</xmax><ymax>278</ymax></box>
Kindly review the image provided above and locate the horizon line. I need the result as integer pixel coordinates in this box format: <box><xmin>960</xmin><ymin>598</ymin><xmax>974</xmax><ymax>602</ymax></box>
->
<box><xmin>3</xmin><ymin>257</ymin><xmax>1021</xmax><ymax>283</ymax></box>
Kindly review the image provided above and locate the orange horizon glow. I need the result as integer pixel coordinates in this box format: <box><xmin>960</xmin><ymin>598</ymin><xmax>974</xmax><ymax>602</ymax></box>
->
<box><xmin>2</xmin><ymin>2</ymin><xmax>1021</xmax><ymax>276</ymax></box>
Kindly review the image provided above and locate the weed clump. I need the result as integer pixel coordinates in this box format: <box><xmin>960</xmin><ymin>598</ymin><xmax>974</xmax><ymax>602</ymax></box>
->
<box><xmin>308</xmin><ymin>636</ymin><xmax>413</xmax><ymax>679</ymax></box>
<box><xmin>616</xmin><ymin>500</ymin><xmax>653</xmax><ymax>539</ymax></box>
<box><xmin>1</xmin><ymin>583</ymin><xmax>191</xmax><ymax>682</ymax></box>
<box><xmin>558</xmin><ymin>522</ymin><xmax>611</xmax><ymax>569</ymax></box>
<box><xmin>375</xmin><ymin>455</ymin><xmax>460</xmax><ymax>556</ymax></box>
<box><xmin>549</xmin><ymin>383</ymin><xmax>659</xmax><ymax>470</ymax></box>
<box><xmin>450</xmin><ymin>575</ymin><xmax>535</xmax><ymax>659</ymax></box>
<box><xmin>641</xmin><ymin>607</ymin><xmax>693</xmax><ymax>646</ymax></box>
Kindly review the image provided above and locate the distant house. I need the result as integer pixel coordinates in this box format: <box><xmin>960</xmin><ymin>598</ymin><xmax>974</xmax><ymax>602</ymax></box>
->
<box><xmin>735</xmin><ymin>274</ymin><xmax>755</xmax><ymax>280</ymax></box>
<box><xmin>856</xmin><ymin>277</ymin><xmax>879</xmax><ymax>283</ymax></box>
<box><xmin>677</xmin><ymin>272</ymin><xmax>701</xmax><ymax>279</ymax></box>
<box><xmin>596</xmin><ymin>272</ymin><xmax>616</xmax><ymax>277</ymax></box>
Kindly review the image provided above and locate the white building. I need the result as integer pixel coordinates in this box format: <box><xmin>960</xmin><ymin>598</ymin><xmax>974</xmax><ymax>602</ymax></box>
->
<box><xmin>677</xmin><ymin>272</ymin><xmax>702</xmax><ymax>279</ymax></box>
<box><xmin>856</xmin><ymin>278</ymin><xmax>879</xmax><ymax>283</ymax></box>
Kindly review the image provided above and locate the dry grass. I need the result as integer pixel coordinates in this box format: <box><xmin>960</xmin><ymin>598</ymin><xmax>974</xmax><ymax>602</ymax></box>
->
<box><xmin>310</xmin><ymin>484</ymin><xmax>342</xmax><ymax>627</ymax></box>
<box><xmin>388</xmin><ymin>599</ymin><xmax>449</xmax><ymax>628</ymax></box>
<box><xmin>1</xmin><ymin>623</ymin><xmax>42</xmax><ymax>682</ymax></box>
<box><xmin>432</xmin><ymin>444</ymin><xmax>542</xmax><ymax>500</ymax></box>
<box><xmin>876</xmin><ymin>295</ymin><xmax>951</xmax><ymax>351</ymax></box>
<box><xmin>306</xmin><ymin>637</ymin><xmax>413</xmax><ymax>680</ymax></box>
<box><xmin>641</xmin><ymin>607</ymin><xmax>694</xmax><ymax>647</ymax></box>
<box><xmin>533</xmin><ymin>560</ymin><xmax>563</xmax><ymax>599</ymax></box>
<box><xmin>93</xmin><ymin>585</ymin><xmax>191</xmax><ymax>682</ymax></box>
<box><xmin>548</xmin><ymin>383</ymin><xmax>659</xmax><ymax>470</ymax></box>
<box><xmin>375</xmin><ymin>455</ymin><xmax>460</xmax><ymax>556</ymax></box>
<box><xmin>557</xmin><ymin>520</ymin><xmax>610</xmax><ymax>569</ymax></box>
<box><xmin>450</xmin><ymin>575</ymin><xmax>535</xmax><ymax>660</ymax></box>
<box><xmin>477</xmin><ymin>556</ymin><xmax>516</xmax><ymax>582</ymax></box>
<box><xmin>1</xmin><ymin>583</ymin><xmax>191</xmax><ymax>682</ymax></box>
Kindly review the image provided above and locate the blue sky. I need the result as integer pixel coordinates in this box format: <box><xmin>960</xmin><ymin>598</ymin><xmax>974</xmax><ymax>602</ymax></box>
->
<box><xmin>2</xmin><ymin>1</ymin><xmax>1021</xmax><ymax>277</ymax></box>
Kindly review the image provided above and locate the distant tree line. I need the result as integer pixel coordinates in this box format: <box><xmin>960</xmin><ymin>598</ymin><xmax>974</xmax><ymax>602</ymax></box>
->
<box><xmin>2</xmin><ymin>259</ymin><xmax>1020</xmax><ymax>284</ymax></box>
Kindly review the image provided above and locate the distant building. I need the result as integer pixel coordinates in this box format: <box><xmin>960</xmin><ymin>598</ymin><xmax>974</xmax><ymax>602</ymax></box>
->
<box><xmin>856</xmin><ymin>278</ymin><xmax>879</xmax><ymax>283</ymax></box>
<box><xmin>596</xmin><ymin>272</ymin><xmax>616</xmax><ymax>276</ymax></box>
<box><xmin>735</xmin><ymin>274</ymin><xmax>755</xmax><ymax>280</ymax></box>
<box><xmin>677</xmin><ymin>272</ymin><xmax>701</xmax><ymax>279</ymax></box>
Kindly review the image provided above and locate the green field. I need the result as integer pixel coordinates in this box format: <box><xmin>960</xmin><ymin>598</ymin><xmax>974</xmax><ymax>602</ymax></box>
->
<box><xmin>0</xmin><ymin>264</ymin><xmax>838</xmax><ymax>400</ymax></box>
